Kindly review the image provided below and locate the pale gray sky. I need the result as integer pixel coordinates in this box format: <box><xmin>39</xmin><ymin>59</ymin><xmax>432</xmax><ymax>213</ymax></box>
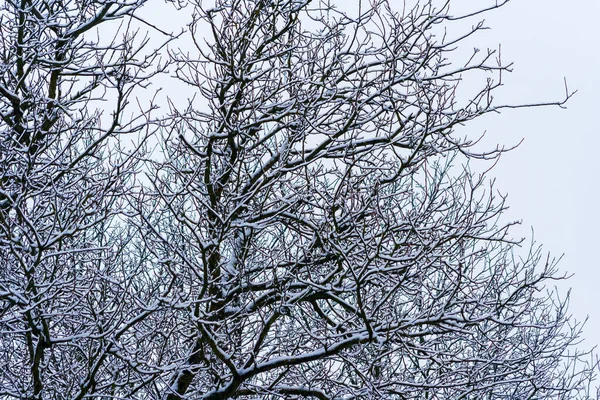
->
<box><xmin>462</xmin><ymin>0</ymin><xmax>600</xmax><ymax>349</ymax></box>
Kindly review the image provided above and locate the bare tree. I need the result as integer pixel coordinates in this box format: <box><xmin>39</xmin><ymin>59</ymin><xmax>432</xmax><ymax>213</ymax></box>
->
<box><xmin>137</xmin><ymin>0</ymin><xmax>597</xmax><ymax>399</ymax></box>
<box><xmin>0</xmin><ymin>0</ymin><xmax>170</xmax><ymax>397</ymax></box>
<box><xmin>0</xmin><ymin>0</ymin><xmax>596</xmax><ymax>399</ymax></box>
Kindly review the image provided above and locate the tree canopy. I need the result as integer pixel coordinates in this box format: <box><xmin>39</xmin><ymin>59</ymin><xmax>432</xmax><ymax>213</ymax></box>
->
<box><xmin>0</xmin><ymin>0</ymin><xmax>596</xmax><ymax>399</ymax></box>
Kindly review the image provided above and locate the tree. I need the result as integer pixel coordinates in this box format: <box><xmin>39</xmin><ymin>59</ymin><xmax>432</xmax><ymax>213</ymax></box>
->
<box><xmin>0</xmin><ymin>0</ymin><xmax>167</xmax><ymax>397</ymax></box>
<box><xmin>0</xmin><ymin>0</ymin><xmax>596</xmax><ymax>399</ymax></box>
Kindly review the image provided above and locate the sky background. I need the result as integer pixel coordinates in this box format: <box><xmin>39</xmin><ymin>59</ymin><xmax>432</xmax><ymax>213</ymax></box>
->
<box><xmin>458</xmin><ymin>0</ymin><xmax>600</xmax><ymax>350</ymax></box>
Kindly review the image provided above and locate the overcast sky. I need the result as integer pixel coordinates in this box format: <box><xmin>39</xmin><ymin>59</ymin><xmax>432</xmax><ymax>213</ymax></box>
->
<box><xmin>461</xmin><ymin>0</ymin><xmax>600</xmax><ymax>349</ymax></box>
